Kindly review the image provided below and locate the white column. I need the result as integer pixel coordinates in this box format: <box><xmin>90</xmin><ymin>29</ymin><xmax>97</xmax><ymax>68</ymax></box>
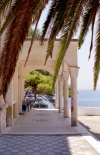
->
<box><xmin>58</xmin><ymin>75</ymin><xmax>63</xmax><ymax>113</ymax></box>
<box><xmin>70</xmin><ymin>67</ymin><xmax>79</xmax><ymax>126</ymax></box>
<box><xmin>55</xmin><ymin>79</ymin><xmax>59</xmax><ymax>109</ymax></box>
<box><xmin>63</xmin><ymin>72</ymin><xmax>69</xmax><ymax>118</ymax></box>
<box><xmin>21</xmin><ymin>77</ymin><xmax>25</xmax><ymax>100</ymax></box>
<box><xmin>13</xmin><ymin>66</ymin><xmax>19</xmax><ymax>118</ymax></box>
<box><xmin>18</xmin><ymin>65</ymin><xmax>21</xmax><ymax>113</ymax></box>
<box><xmin>18</xmin><ymin>77</ymin><xmax>25</xmax><ymax>113</ymax></box>
<box><xmin>18</xmin><ymin>64</ymin><xmax>24</xmax><ymax>113</ymax></box>
<box><xmin>18</xmin><ymin>76</ymin><xmax>22</xmax><ymax>112</ymax></box>
<box><xmin>21</xmin><ymin>77</ymin><xmax>25</xmax><ymax>103</ymax></box>
<box><xmin>6</xmin><ymin>80</ymin><xmax>13</xmax><ymax>126</ymax></box>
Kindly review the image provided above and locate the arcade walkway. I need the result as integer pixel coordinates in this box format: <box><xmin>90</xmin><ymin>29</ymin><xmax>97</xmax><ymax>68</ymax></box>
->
<box><xmin>1</xmin><ymin>109</ymin><xmax>100</xmax><ymax>155</ymax></box>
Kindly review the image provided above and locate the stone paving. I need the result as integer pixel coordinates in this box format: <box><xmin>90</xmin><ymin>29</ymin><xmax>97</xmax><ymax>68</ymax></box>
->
<box><xmin>1</xmin><ymin>109</ymin><xmax>100</xmax><ymax>155</ymax></box>
<box><xmin>3</xmin><ymin>109</ymin><xmax>79</xmax><ymax>134</ymax></box>
<box><xmin>0</xmin><ymin>135</ymin><xmax>99</xmax><ymax>155</ymax></box>
<box><xmin>78</xmin><ymin>116</ymin><xmax>100</xmax><ymax>141</ymax></box>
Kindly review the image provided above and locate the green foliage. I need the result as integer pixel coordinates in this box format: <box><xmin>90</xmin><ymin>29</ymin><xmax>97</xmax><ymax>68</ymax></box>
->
<box><xmin>28</xmin><ymin>27</ymin><xmax>34</xmax><ymax>38</ymax></box>
<box><xmin>68</xmin><ymin>85</ymin><xmax>71</xmax><ymax>97</ymax></box>
<box><xmin>37</xmin><ymin>83</ymin><xmax>53</xmax><ymax>95</ymax></box>
<box><xmin>25</xmin><ymin>71</ymin><xmax>41</xmax><ymax>88</ymax></box>
<box><xmin>28</xmin><ymin>27</ymin><xmax>41</xmax><ymax>39</ymax></box>
<box><xmin>25</xmin><ymin>70</ymin><xmax>54</xmax><ymax>98</ymax></box>
<box><xmin>25</xmin><ymin>86</ymin><xmax>32</xmax><ymax>92</ymax></box>
<box><xmin>36</xmin><ymin>69</ymin><xmax>52</xmax><ymax>76</ymax></box>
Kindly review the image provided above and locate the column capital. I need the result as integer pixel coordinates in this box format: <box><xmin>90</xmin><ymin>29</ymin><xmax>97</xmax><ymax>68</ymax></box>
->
<box><xmin>63</xmin><ymin>71</ymin><xmax>69</xmax><ymax>80</ymax></box>
<box><xmin>69</xmin><ymin>67</ymin><xmax>80</xmax><ymax>78</ymax></box>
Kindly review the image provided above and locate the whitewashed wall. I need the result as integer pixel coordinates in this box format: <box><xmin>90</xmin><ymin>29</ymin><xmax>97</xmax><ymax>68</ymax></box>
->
<box><xmin>78</xmin><ymin>107</ymin><xmax>100</xmax><ymax>116</ymax></box>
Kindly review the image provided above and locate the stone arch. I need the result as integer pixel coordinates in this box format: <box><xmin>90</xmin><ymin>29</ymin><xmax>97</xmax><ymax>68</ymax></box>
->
<box><xmin>3</xmin><ymin>39</ymin><xmax>79</xmax><ymax>129</ymax></box>
<box><xmin>24</xmin><ymin>68</ymin><xmax>53</xmax><ymax>78</ymax></box>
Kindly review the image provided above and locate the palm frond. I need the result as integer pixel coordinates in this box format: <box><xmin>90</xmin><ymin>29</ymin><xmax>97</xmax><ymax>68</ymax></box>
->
<box><xmin>0</xmin><ymin>0</ymin><xmax>35</xmax><ymax>97</ymax></box>
<box><xmin>78</xmin><ymin>0</ymin><xmax>99</xmax><ymax>58</ymax></box>
<box><xmin>24</xmin><ymin>10</ymin><xmax>42</xmax><ymax>67</ymax></box>
<box><xmin>44</xmin><ymin>0</ymin><xmax>70</xmax><ymax>65</ymax></box>
<box><xmin>78</xmin><ymin>1</ymin><xmax>94</xmax><ymax>49</ymax></box>
<box><xmin>0</xmin><ymin>0</ymin><xmax>21</xmax><ymax>35</ymax></box>
<box><xmin>31</xmin><ymin>0</ymin><xmax>49</xmax><ymax>20</ymax></box>
<box><xmin>52</xmin><ymin>0</ymin><xmax>84</xmax><ymax>87</ymax></box>
<box><xmin>24</xmin><ymin>0</ymin><xmax>49</xmax><ymax>67</ymax></box>
<box><xmin>0</xmin><ymin>0</ymin><xmax>13</xmax><ymax>15</ymax></box>
<box><xmin>89</xmin><ymin>0</ymin><xmax>99</xmax><ymax>59</ymax></box>
<box><xmin>93</xmin><ymin>11</ymin><xmax>100</xmax><ymax>90</ymax></box>
<box><xmin>40</xmin><ymin>0</ymin><xmax>57</xmax><ymax>44</ymax></box>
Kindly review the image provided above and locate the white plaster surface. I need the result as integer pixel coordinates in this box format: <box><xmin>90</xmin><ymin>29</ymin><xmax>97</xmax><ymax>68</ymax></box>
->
<box><xmin>78</xmin><ymin>107</ymin><xmax>100</xmax><ymax>116</ymax></box>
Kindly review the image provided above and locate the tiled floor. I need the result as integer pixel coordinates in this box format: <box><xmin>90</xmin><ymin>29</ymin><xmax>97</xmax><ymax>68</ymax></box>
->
<box><xmin>2</xmin><ymin>109</ymin><xmax>100</xmax><ymax>155</ymax></box>
<box><xmin>4</xmin><ymin>109</ymin><xmax>79</xmax><ymax>134</ymax></box>
<box><xmin>0</xmin><ymin>135</ymin><xmax>99</xmax><ymax>155</ymax></box>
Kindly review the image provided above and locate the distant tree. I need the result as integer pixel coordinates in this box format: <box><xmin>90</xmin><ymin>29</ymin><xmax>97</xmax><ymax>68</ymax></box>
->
<box><xmin>28</xmin><ymin>27</ymin><xmax>41</xmax><ymax>39</ymax></box>
<box><xmin>28</xmin><ymin>27</ymin><xmax>33</xmax><ymax>38</ymax></box>
<box><xmin>36</xmin><ymin>69</ymin><xmax>52</xmax><ymax>76</ymax></box>
<box><xmin>68</xmin><ymin>85</ymin><xmax>71</xmax><ymax>97</ymax></box>
<box><xmin>25</xmin><ymin>70</ymin><xmax>54</xmax><ymax>102</ymax></box>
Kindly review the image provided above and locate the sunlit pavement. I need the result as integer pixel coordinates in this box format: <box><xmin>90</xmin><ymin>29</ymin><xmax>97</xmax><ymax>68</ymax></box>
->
<box><xmin>1</xmin><ymin>109</ymin><xmax>100</xmax><ymax>155</ymax></box>
<box><xmin>78</xmin><ymin>116</ymin><xmax>100</xmax><ymax>141</ymax></box>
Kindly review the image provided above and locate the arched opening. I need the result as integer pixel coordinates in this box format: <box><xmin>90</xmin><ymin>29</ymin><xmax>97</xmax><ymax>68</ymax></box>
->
<box><xmin>22</xmin><ymin>69</ymin><xmax>55</xmax><ymax>112</ymax></box>
<box><xmin>3</xmin><ymin>40</ymin><xmax>79</xmax><ymax>133</ymax></box>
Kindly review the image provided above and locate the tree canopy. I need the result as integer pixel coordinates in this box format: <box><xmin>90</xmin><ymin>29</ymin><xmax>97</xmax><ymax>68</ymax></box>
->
<box><xmin>0</xmin><ymin>0</ymin><xmax>100</xmax><ymax>97</ymax></box>
<box><xmin>25</xmin><ymin>70</ymin><xmax>54</xmax><ymax>101</ymax></box>
<box><xmin>28</xmin><ymin>28</ymin><xmax>41</xmax><ymax>39</ymax></box>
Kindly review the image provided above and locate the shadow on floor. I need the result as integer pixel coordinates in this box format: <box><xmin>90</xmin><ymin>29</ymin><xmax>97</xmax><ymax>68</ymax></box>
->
<box><xmin>0</xmin><ymin>135</ymin><xmax>81</xmax><ymax>155</ymax></box>
<box><xmin>78</xmin><ymin>121</ymin><xmax>100</xmax><ymax>141</ymax></box>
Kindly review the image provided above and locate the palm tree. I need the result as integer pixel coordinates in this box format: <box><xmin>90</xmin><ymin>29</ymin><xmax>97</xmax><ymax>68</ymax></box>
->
<box><xmin>0</xmin><ymin>0</ymin><xmax>100</xmax><ymax>97</ymax></box>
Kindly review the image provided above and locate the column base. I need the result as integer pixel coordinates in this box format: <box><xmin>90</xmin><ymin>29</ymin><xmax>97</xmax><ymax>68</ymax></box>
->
<box><xmin>63</xmin><ymin>114</ymin><xmax>69</xmax><ymax>118</ymax></box>
<box><xmin>71</xmin><ymin>118</ymin><xmax>78</xmax><ymax>126</ymax></box>
<box><xmin>59</xmin><ymin>109</ymin><xmax>63</xmax><ymax>113</ymax></box>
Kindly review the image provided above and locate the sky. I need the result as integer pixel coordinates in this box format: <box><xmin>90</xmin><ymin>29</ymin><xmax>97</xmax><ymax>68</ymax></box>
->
<box><xmin>36</xmin><ymin>3</ymin><xmax>100</xmax><ymax>90</ymax></box>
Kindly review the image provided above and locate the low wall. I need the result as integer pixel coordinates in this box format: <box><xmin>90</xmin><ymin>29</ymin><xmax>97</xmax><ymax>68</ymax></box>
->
<box><xmin>78</xmin><ymin>107</ymin><xmax>100</xmax><ymax>116</ymax></box>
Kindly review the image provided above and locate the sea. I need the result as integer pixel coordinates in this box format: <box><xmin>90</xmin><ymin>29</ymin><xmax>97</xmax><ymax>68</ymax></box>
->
<box><xmin>47</xmin><ymin>90</ymin><xmax>100</xmax><ymax>109</ymax></box>
<box><xmin>77</xmin><ymin>90</ymin><xmax>100</xmax><ymax>107</ymax></box>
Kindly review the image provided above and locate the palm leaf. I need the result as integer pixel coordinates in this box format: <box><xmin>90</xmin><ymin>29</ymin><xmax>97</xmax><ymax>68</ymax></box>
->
<box><xmin>93</xmin><ymin>12</ymin><xmax>100</xmax><ymax>90</ymax></box>
<box><xmin>0</xmin><ymin>0</ymin><xmax>21</xmax><ymax>35</ymax></box>
<box><xmin>0</xmin><ymin>0</ymin><xmax>35</xmax><ymax>97</ymax></box>
<box><xmin>52</xmin><ymin>0</ymin><xmax>84</xmax><ymax>87</ymax></box>
<box><xmin>78</xmin><ymin>0</ymin><xmax>99</xmax><ymax>59</ymax></box>
<box><xmin>78</xmin><ymin>1</ymin><xmax>93</xmax><ymax>49</ymax></box>
<box><xmin>24</xmin><ymin>0</ymin><xmax>49</xmax><ymax>67</ymax></box>
<box><xmin>40</xmin><ymin>0</ymin><xmax>57</xmax><ymax>44</ymax></box>
<box><xmin>44</xmin><ymin>0</ymin><xmax>71</xmax><ymax>65</ymax></box>
<box><xmin>24</xmin><ymin>10</ymin><xmax>42</xmax><ymax>67</ymax></box>
<box><xmin>0</xmin><ymin>0</ymin><xmax>13</xmax><ymax>15</ymax></box>
<box><xmin>89</xmin><ymin>0</ymin><xmax>99</xmax><ymax>59</ymax></box>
